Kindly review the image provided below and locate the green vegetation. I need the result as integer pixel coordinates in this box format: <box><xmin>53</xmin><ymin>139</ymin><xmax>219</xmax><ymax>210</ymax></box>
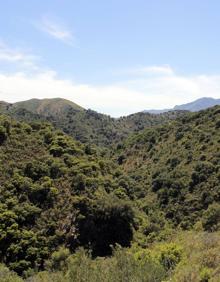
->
<box><xmin>0</xmin><ymin>114</ymin><xmax>140</xmax><ymax>276</ymax></box>
<box><xmin>0</xmin><ymin>98</ymin><xmax>186</xmax><ymax>147</ymax></box>
<box><xmin>118</xmin><ymin>106</ymin><xmax>220</xmax><ymax>228</ymax></box>
<box><xmin>1</xmin><ymin>232</ymin><xmax>220</xmax><ymax>281</ymax></box>
<box><xmin>0</xmin><ymin>101</ymin><xmax>220</xmax><ymax>281</ymax></box>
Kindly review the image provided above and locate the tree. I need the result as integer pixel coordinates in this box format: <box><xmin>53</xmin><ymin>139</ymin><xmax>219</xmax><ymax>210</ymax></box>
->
<box><xmin>0</xmin><ymin>125</ymin><xmax>7</xmax><ymax>145</ymax></box>
<box><xmin>72</xmin><ymin>196</ymin><xmax>134</xmax><ymax>256</ymax></box>
<box><xmin>202</xmin><ymin>203</ymin><xmax>220</xmax><ymax>232</ymax></box>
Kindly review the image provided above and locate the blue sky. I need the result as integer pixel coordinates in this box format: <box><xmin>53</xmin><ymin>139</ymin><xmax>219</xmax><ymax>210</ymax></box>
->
<box><xmin>0</xmin><ymin>0</ymin><xmax>220</xmax><ymax>116</ymax></box>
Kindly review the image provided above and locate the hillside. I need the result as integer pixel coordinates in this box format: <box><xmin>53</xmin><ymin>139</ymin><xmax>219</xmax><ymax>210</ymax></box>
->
<box><xmin>0</xmin><ymin>98</ymin><xmax>186</xmax><ymax>147</ymax></box>
<box><xmin>0</xmin><ymin>107</ymin><xmax>220</xmax><ymax>281</ymax></box>
<box><xmin>117</xmin><ymin>105</ymin><xmax>220</xmax><ymax>227</ymax></box>
<box><xmin>0</xmin><ymin>114</ymin><xmax>141</xmax><ymax>275</ymax></box>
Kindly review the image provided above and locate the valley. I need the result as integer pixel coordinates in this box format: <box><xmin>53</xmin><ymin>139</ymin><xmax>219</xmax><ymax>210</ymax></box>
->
<box><xmin>0</xmin><ymin>98</ymin><xmax>219</xmax><ymax>281</ymax></box>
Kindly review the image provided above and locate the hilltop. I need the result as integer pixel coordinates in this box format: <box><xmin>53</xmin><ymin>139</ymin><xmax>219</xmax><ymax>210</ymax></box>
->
<box><xmin>11</xmin><ymin>98</ymin><xmax>83</xmax><ymax>115</ymax></box>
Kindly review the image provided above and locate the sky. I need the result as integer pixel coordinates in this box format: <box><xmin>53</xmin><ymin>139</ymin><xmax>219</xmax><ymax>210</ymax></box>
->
<box><xmin>0</xmin><ymin>0</ymin><xmax>220</xmax><ymax>116</ymax></box>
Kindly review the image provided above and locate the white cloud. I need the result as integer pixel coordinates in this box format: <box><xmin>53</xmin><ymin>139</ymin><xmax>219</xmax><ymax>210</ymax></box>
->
<box><xmin>115</xmin><ymin>65</ymin><xmax>174</xmax><ymax>77</ymax></box>
<box><xmin>0</xmin><ymin>41</ymin><xmax>38</xmax><ymax>67</ymax></box>
<box><xmin>0</xmin><ymin>43</ymin><xmax>219</xmax><ymax>116</ymax></box>
<box><xmin>139</xmin><ymin>65</ymin><xmax>174</xmax><ymax>75</ymax></box>
<box><xmin>36</xmin><ymin>17</ymin><xmax>75</xmax><ymax>45</ymax></box>
<box><xmin>0</xmin><ymin>67</ymin><xmax>220</xmax><ymax>117</ymax></box>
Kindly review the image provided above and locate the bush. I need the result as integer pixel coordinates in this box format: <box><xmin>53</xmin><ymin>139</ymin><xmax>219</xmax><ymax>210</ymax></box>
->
<box><xmin>66</xmin><ymin>247</ymin><xmax>166</xmax><ymax>282</ymax></box>
<box><xmin>72</xmin><ymin>196</ymin><xmax>134</xmax><ymax>256</ymax></box>
<box><xmin>0</xmin><ymin>264</ymin><xmax>23</xmax><ymax>282</ymax></box>
<box><xmin>0</xmin><ymin>126</ymin><xmax>7</xmax><ymax>145</ymax></box>
<box><xmin>156</xmin><ymin>243</ymin><xmax>183</xmax><ymax>271</ymax></box>
<box><xmin>200</xmin><ymin>267</ymin><xmax>212</xmax><ymax>282</ymax></box>
<box><xmin>202</xmin><ymin>203</ymin><xmax>220</xmax><ymax>232</ymax></box>
<box><xmin>24</xmin><ymin>162</ymin><xmax>49</xmax><ymax>181</ymax></box>
<box><xmin>47</xmin><ymin>247</ymin><xmax>70</xmax><ymax>271</ymax></box>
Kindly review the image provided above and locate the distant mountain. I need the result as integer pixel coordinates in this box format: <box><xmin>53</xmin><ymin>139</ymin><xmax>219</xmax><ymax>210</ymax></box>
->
<box><xmin>174</xmin><ymin>97</ymin><xmax>220</xmax><ymax>111</ymax></box>
<box><xmin>0</xmin><ymin>98</ymin><xmax>186</xmax><ymax>147</ymax></box>
<box><xmin>144</xmin><ymin>97</ymin><xmax>220</xmax><ymax>114</ymax></box>
<box><xmin>143</xmin><ymin>109</ymin><xmax>170</xmax><ymax>114</ymax></box>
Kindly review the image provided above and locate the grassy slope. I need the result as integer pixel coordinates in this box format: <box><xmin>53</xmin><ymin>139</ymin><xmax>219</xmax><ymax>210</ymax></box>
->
<box><xmin>11</xmin><ymin>98</ymin><xmax>83</xmax><ymax>114</ymax></box>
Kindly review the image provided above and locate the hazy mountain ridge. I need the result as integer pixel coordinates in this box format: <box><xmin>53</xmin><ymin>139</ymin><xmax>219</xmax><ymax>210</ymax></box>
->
<box><xmin>144</xmin><ymin>97</ymin><xmax>220</xmax><ymax>114</ymax></box>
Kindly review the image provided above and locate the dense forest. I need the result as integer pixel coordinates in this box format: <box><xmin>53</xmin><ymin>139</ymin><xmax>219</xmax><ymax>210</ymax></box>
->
<box><xmin>0</xmin><ymin>99</ymin><xmax>220</xmax><ymax>281</ymax></box>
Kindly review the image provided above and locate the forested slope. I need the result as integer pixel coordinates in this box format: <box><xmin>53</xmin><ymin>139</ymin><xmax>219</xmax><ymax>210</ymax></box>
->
<box><xmin>117</xmin><ymin>106</ymin><xmax>220</xmax><ymax>228</ymax></box>
<box><xmin>0</xmin><ymin>115</ymin><xmax>138</xmax><ymax>276</ymax></box>
<box><xmin>0</xmin><ymin>105</ymin><xmax>220</xmax><ymax>281</ymax></box>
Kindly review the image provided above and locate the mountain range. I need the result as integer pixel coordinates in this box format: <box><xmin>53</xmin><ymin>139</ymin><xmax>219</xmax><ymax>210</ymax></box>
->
<box><xmin>144</xmin><ymin>97</ymin><xmax>220</xmax><ymax>114</ymax></box>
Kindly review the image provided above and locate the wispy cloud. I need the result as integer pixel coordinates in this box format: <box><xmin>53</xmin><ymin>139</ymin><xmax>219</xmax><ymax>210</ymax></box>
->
<box><xmin>114</xmin><ymin>65</ymin><xmax>174</xmax><ymax>77</ymax></box>
<box><xmin>138</xmin><ymin>65</ymin><xmax>174</xmax><ymax>75</ymax></box>
<box><xmin>36</xmin><ymin>16</ymin><xmax>75</xmax><ymax>45</ymax></box>
<box><xmin>0</xmin><ymin>41</ymin><xmax>40</xmax><ymax>70</ymax></box>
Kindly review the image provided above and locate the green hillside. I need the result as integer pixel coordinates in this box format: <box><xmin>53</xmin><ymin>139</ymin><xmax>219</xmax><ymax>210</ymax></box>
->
<box><xmin>0</xmin><ymin>114</ymin><xmax>140</xmax><ymax>275</ymax></box>
<box><xmin>0</xmin><ymin>98</ymin><xmax>186</xmax><ymax>147</ymax></box>
<box><xmin>117</xmin><ymin>106</ymin><xmax>220</xmax><ymax>228</ymax></box>
<box><xmin>0</xmin><ymin>105</ymin><xmax>220</xmax><ymax>281</ymax></box>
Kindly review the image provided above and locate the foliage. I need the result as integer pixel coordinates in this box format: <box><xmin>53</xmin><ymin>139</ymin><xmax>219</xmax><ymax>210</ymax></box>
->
<box><xmin>155</xmin><ymin>243</ymin><xmax>183</xmax><ymax>271</ymax></box>
<box><xmin>72</xmin><ymin>195</ymin><xmax>134</xmax><ymax>256</ymax></box>
<box><xmin>171</xmin><ymin>231</ymin><xmax>220</xmax><ymax>282</ymax></box>
<box><xmin>0</xmin><ymin>115</ymin><xmax>137</xmax><ymax>275</ymax></box>
<box><xmin>0</xmin><ymin>264</ymin><xmax>23</xmax><ymax>282</ymax></box>
<box><xmin>202</xmin><ymin>203</ymin><xmax>220</xmax><ymax>232</ymax></box>
<box><xmin>0</xmin><ymin>103</ymin><xmax>220</xmax><ymax>280</ymax></box>
<box><xmin>0</xmin><ymin>98</ymin><xmax>186</xmax><ymax>147</ymax></box>
<box><xmin>46</xmin><ymin>247</ymin><xmax>70</xmax><ymax>271</ymax></box>
<box><xmin>119</xmin><ymin>106</ymin><xmax>220</xmax><ymax>227</ymax></box>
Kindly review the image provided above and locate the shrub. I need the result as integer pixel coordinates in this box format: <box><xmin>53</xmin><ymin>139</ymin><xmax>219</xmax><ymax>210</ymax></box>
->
<box><xmin>47</xmin><ymin>247</ymin><xmax>70</xmax><ymax>271</ymax></box>
<box><xmin>200</xmin><ymin>267</ymin><xmax>212</xmax><ymax>282</ymax></box>
<box><xmin>0</xmin><ymin>126</ymin><xmax>7</xmax><ymax>145</ymax></box>
<box><xmin>202</xmin><ymin>203</ymin><xmax>220</xmax><ymax>231</ymax></box>
<box><xmin>72</xmin><ymin>196</ymin><xmax>134</xmax><ymax>256</ymax></box>
<box><xmin>0</xmin><ymin>264</ymin><xmax>23</xmax><ymax>282</ymax></box>
<box><xmin>24</xmin><ymin>162</ymin><xmax>49</xmax><ymax>181</ymax></box>
<box><xmin>156</xmin><ymin>243</ymin><xmax>183</xmax><ymax>271</ymax></box>
<box><xmin>66</xmin><ymin>247</ymin><xmax>166</xmax><ymax>282</ymax></box>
